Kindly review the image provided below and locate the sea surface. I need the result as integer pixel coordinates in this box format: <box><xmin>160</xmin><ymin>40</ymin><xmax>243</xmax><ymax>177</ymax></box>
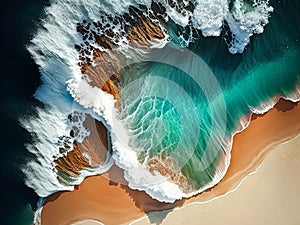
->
<box><xmin>1</xmin><ymin>1</ymin><xmax>47</xmax><ymax>224</ymax></box>
<box><xmin>1</xmin><ymin>0</ymin><xmax>300</xmax><ymax>224</ymax></box>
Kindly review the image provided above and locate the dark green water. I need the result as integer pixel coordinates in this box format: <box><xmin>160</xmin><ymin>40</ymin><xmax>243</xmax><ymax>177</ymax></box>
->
<box><xmin>0</xmin><ymin>1</ymin><xmax>47</xmax><ymax>224</ymax></box>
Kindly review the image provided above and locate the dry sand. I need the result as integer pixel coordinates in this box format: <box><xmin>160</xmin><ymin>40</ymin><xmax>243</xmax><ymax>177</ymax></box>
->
<box><xmin>41</xmin><ymin>99</ymin><xmax>300</xmax><ymax>225</ymax></box>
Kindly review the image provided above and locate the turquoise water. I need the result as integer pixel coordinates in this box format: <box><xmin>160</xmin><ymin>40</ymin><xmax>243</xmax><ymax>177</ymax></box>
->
<box><xmin>118</xmin><ymin>0</ymin><xmax>300</xmax><ymax>191</ymax></box>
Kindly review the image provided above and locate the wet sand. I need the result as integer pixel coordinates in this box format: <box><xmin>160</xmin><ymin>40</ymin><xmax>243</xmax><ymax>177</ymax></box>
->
<box><xmin>41</xmin><ymin>99</ymin><xmax>300</xmax><ymax>225</ymax></box>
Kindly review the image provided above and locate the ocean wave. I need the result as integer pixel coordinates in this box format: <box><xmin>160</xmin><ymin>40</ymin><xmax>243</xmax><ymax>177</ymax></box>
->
<box><xmin>250</xmin><ymin>87</ymin><xmax>300</xmax><ymax>114</ymax></box>
<box><xmin>225</xmin><ymin>0</ymin><xmax>273</xmax><ymax>54</ymax></box>
<box><xmin>162</xmin><ymin>0</ymin><xmax>273</xmax><ymax>53</ymax></box>
<box><xmin>23</xmin><ymin>0</ymin><xmax>288</xmax><ymax>204</ymax></box>
<box><xmin>22</xmin><ymin>107</ymin><xmax>75</xmax><ymax>197</ymax></box>
<box><xmin>21</xmin><ymin>105</ymin><xmax>114</xmax><ymax>197</ymax></box>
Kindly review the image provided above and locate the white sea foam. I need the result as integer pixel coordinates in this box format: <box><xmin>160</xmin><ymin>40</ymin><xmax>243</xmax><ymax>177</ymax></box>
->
<box><xmin>111</xmin><ymin>110</ymin><xmax>185</xmax><ymax>202</ymax></box>
<box><xmin>284</xmin><ymin>86</ymin><xmax>300</xmax><ymax>103</ymax></box>
<box><xmin>192</xmin><ymin>0</ymin><xmax>229</xmax><ymax>36</ymax></box>
<box><xmin>153</xmin><ymin>0</ymin><xmax>273</xmax><ymax>53</ymax></box>
<box><xmin>22</xmin><ymin>107</ymin><xmax>75</xmax><ymax>197</ymax></box>
<box><xmin>191</xmin><ymin>0</ymin><xmax>273</xmax><ymax>53</ymax></box>
<box><xmin>26</xmin><ymin>0</ymin><xmax>186</xmax><ymax>203</ymax></box>
<box><xmin>70</xmin><ymin>111</ymin><xmax>90</xmax><ymax>143</ymax></box>
<box><xmin>33</xmin><ymin>206</ymin><xmax>42</xmax><ymax>225</ymax></box>
<box><xmin>226</xmin><ymin>0</ymin><xmax>273</xmax><ymax>54</ymax></box>
<box><xmin>158</xmin><ymin>0</ymin><xmax>191</xmax><ymax>27</ymax></box>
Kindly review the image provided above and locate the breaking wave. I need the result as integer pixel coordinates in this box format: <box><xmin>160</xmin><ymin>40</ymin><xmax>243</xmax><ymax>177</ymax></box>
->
<box><xmin>22</xmin><ymin>0</ymin><xmax>300</xmax><ymax>203</ymax></box>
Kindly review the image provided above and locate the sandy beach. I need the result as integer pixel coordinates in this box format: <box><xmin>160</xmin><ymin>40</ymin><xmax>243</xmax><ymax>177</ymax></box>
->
<box><xmin>40</xmin><ymin>99</ymin><xmax>300</xmax><ymax>225</ymax></box>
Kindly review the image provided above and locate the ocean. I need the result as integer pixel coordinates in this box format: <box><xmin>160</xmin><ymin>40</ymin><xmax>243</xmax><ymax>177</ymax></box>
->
<box><xmin>1</xmin><ymin>0</ymin><xmax>300</xmax><ymax>224</ymax></box>
<box><xmin>0</xmin><ymin>1</ymin><xmax>48</xmax><ymax>224</ymax></box>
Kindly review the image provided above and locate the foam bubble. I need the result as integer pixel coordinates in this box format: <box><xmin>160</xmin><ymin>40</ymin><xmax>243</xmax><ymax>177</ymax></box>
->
<box><xmin>192</xmin><ymin>0</ymin><xmax>229</xmax><ymax>36</ymax></box>
<box><xmin>226</xmin><ymin>0</ymin><xmax>273</xmax><ymax>54</ymax></box>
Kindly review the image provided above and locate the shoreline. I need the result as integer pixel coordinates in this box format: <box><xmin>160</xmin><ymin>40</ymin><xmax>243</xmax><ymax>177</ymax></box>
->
<box><xmin>184</xmin><ymin>98</ymin><xmax>300</xmax><ymax>204</ymax></box>
<box><xmin>40</xmin><ymin>98</ymin><xmax>300</xmax><ymax>225</ymax></box>
<box><xmin>133</xmin><ymin>133</ymin><xmax>300</xmax><ymax>225</ymax></box>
